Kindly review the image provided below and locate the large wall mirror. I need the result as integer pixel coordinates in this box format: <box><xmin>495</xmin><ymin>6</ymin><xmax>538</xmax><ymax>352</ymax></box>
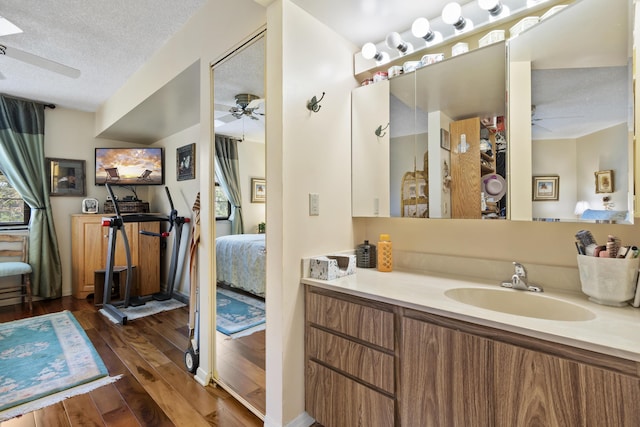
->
<box><xmin>352</xmin><ymin>0</ymin><xmax>634</xmax><ymax>224</ymax></box>
<box><xmin>509</xmin><ymin>0</ymin><xmax>633</xmax><ymax>223</ymax></box>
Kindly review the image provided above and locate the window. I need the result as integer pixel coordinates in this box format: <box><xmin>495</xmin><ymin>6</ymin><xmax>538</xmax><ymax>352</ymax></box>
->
<box><xmin>215</xmin><ymin>182</ymin><xmax>231</xmax><ymax>220</ymax></box>
<box><xmin>0</xmin><ymin>173</ymin><xmax>30</xmax><ymax>226</ymax></box>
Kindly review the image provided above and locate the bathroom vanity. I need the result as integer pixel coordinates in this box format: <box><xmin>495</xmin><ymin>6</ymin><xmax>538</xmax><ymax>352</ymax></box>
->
<box><xmin>303</xmin><ymin>268</ymin><xmax>640</xmax><ymax>427</ymax></box>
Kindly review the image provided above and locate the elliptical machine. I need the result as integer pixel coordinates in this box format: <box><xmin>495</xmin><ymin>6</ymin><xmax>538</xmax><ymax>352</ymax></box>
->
<box><xmin>101</xmin><ymin>183</ymin><xmax>190</xmax><ymax>325</ymax></box>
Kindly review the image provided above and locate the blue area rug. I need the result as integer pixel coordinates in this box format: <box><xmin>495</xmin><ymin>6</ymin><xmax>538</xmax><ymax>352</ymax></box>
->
<box><xmin>217</xmin><ymin>288</ymin><xmax>265</xmax><ymax>338</ymax></box>
<box><xmin>0</xmin><ymin>311</ymin><xmax>119</xmax><ymax>421</ymax></box>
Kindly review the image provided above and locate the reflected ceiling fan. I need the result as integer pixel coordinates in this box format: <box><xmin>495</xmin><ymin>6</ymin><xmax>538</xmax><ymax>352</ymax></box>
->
<box><xmin>0</xmin><ymin>16</ymin><xmax>80</xmax><ymax>79</ymax></box>
<box><xmin>531</xmin><ymin>104</ymin><xmax>582</xmax><ymax>133</ymax></box>
<box><xmin>229</xmin><ymin>93</ymin><xmax>265</xmax><ymax>120</ymax></box>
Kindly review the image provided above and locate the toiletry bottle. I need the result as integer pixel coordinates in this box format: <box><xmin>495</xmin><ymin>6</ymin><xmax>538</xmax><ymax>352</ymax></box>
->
<box><xmin>356</xmin><ymin>240</ymin><xmax>376</xmax><ymax>268</ymax></box>
<box><xmin>377</xmin><ymin>234</ymin><xmax>393</xmax><ymax>272</ymax></box>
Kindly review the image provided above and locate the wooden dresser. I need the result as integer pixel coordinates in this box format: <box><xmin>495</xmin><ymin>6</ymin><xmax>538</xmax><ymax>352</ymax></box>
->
<box><xmin>71</xmin><ymin>214</ymin><xmax>160</xmax><ymax>299</ymax></box>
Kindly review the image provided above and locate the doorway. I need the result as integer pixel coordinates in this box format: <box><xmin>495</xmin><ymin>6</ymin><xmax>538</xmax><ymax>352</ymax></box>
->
<box><xmin>211</xmin><ymin>31</ymin><xmax>266</xmax><ymax>417</ymax></box>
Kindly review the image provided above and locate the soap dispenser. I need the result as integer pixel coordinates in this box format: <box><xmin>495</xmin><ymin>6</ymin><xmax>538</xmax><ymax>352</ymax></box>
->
<box><xmin>356</xmin><ymin>240</ymin><xmax>376</xmax><ymax>268</ymax></box>
<box><xmin>377</xmin><ymin>234</ymin><xmax>393</xmax><ymax>272</ymax></box>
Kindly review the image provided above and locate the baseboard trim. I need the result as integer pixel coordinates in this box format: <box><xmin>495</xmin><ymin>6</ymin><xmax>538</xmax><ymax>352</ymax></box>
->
<box><xmin>264</xmin><ymin>412</ymin><xmax>315</xmax><ymax>427</ymax></box>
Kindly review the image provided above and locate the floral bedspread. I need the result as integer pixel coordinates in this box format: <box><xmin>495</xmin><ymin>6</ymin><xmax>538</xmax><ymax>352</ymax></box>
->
<box><xmin>215</xmin><ymin>233</ymin><xmax>266</xmax><ymax>297</ymax></box>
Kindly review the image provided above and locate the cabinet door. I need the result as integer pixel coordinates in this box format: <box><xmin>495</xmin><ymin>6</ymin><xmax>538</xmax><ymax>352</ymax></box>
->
<box><xmin>400</xmin><ymin>316</ymin><xmax>492</xmax><ymax>427</ymax></box>
<box><xmin>494</xmin><ymin>341</ymin><xmax>640</xmax><ymax>427</ymax></box>
<box><xmin>450</xmin><ymin>117</ymin><xmax>481</xmax><ymax>219</ymax></box>
<box><xmin>352</xmin><ymin>80</ymin><xmax>391</xmax><ymax>217</ymax></box>
<box><xmin>306</xmin><ymin>360</ymin><xmax>394</xmax><ymax>427</ymax></box>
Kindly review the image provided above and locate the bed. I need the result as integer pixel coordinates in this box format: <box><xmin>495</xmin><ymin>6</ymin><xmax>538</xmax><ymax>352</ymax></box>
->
<box><xmin>215</xmin><ymin>233</ymin><xmax>266</xmax><ymax>297</ymax></box>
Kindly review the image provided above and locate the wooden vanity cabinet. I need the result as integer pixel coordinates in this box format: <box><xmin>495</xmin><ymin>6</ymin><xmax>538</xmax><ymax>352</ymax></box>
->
<box><xmin>400</xmin><ymin>316</ymin><xmax>492</xmax><ymax>426</ymax></box>
<box><xmin>71</xmin><ymin>214</ymin><xmax>160</xmax><ymax>299</ymax></box>
<box><xmin>304</xmin><ymin>286</ymin><xmax>640</xmax><ymax>427</ymax></box>
<box><xmin>304</xmin><ymin>286</ymin><xmax>396</xmax><ymax>427</ymax></box>
<box><xmin>401</xmin><ymin>308</ymin><xmax>640</xmax><ymax>427</ymax></box>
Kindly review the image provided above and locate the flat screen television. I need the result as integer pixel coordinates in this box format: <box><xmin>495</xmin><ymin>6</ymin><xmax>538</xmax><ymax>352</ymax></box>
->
<box><xmin>95</xmin><ymin>147</ymin><xmax>164</xmax><ymax>185</ymax></box>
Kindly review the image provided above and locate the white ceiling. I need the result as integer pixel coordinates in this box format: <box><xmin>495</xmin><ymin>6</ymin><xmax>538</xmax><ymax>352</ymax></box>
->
<box><xmin>0</xmin><ymin>0</ymin><xmax>207</xmax><ymax>112</ymax></box>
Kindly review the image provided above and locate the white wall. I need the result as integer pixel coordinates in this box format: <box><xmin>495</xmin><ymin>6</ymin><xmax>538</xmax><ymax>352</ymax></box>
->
<box><xmin>532</xmin><ymin>123</ymin><xmax>629</xmax><ymax>220</ymax></box>
<box><xmin>577</xmin><ymin>123</ymin><xmax>629</xmax><ymax>211</ymax></box>
<box><xmin>238</xmin><ymin>139</ymin><xmax>266</xmax><ymax>233</ymax></box>
<box><xmin>44</xmin><ymin>108</ymin><xmax>151</xmax><ymax>297</ymax></box>
<box><xmin>264</xmin><ymin>1</ymin><xmax>357</xmax><ymax>425</ymax></box>
<box><xmin>150</xmin><ymin>124</ymin><xmax>201</xmax><ymax>297</ymax></box>
<box><xmin>532</xmin><ymin>138</ymin><xmax>577</xmax><ymax>220</ymax></box>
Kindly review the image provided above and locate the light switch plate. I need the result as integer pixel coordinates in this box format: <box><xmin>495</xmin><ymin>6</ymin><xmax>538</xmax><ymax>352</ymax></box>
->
<box><xmin>309</xmin><ymin>193</ymin><xmax>320</xmax><ymax>216</ymax></box>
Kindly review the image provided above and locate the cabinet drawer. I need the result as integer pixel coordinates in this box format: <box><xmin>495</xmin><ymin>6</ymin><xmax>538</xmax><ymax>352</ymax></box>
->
<box><xmin>306</xmin><ymin>290</ymin><xmax>394</xmax><ymax>350</ymax></box>
<box><xmin>306</xmin><ymin>360</ymin><xmax>394</xmax><ymax>427</ymax></box>
<box><xmin>307</xmin><ymin>326</ymin><xmax>395</xmax><ymax>394</ymax></box>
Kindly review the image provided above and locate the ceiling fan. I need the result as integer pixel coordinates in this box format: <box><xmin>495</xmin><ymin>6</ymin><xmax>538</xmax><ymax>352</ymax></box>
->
<box><xmin>229</xmin><ymin>93</ymin><xmax>265</xmax><ymax>120</ymax></box>
<box><xmin>0</xmin><ymin>16</ymin><xmax>80</xmax><ymax>79</ymax></box>
<box><xmin>531</xmin><ymin>104</ymin><xmax>582</xmax><ymax>133</ymax></box>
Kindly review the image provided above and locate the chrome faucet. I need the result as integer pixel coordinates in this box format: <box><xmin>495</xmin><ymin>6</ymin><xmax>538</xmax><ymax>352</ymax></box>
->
<box><xmin>501</xmin><ymin>262</ymin><xmax>543</xmax><ymax>292</ymax></box>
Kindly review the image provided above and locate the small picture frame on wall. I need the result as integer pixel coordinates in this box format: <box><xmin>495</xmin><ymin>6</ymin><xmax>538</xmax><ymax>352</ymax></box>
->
<box><xmin>440</xmin><ymin>128</ymin><xmax>450</xmax><ymax>151</ymax></box>
<box><xmin>46</xmin><ymin>158</ymin><xmax>86</xmax><ymax>197</ymax></box>
<box><xmin>251</xmin><ymin>178</ymin><xmax>266</xmax><ymax>203</ymax></box>
<box><xmin>177</xmin><ymin>143</ymin><xmax>196</xmax><ymax>181</ymax></box>
<box><xmin>532</xmin><ymin>176</ymin><xmax>559</xmax><ymax>201</ymax></box>
<box><xmin>595</xmin><ymin>170</ymin><xmax>614</xmax><ymax>193</ymax></box>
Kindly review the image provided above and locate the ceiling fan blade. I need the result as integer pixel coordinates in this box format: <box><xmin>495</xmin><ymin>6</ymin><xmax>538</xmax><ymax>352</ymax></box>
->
<box><xmin>0</xmin><ymin>44</ymin><xmax>80</xmax><ymax>78</ymax></box>
<box><xmin>0</xmin><ymin>16</ymin><xmax>22</xmax><ymax>36</ymax></box>
<box><xmin>246</xmin><ymin>98</ymin><xmax>264</xmax><ymax>109</ymax></box>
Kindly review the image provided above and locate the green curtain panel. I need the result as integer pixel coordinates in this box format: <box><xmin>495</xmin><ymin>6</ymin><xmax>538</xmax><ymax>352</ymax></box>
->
<box><xmin>214</xmin><ymin>135</ymin><xmax>244</xmax><ymax>235</ymax></box>
<box><xmin>0</xmin><ymin>95</ymin><xmax>62</xmax><ymax>298</ymax></box>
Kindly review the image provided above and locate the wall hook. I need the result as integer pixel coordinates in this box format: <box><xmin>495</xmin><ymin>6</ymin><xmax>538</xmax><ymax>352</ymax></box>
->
<box><xmin>307</xmin><ymin>92</ymin><xmax>325</xmax><ymax>113</ymax></box>
<box><xmin>375</xmin><ymin>123</ymin><xmax>389</xmax><ymax>137</ymax></box>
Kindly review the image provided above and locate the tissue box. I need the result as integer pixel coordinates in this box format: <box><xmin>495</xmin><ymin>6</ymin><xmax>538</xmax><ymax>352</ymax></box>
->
<box><xmin>309</xmin><ymin>255</ymin><xmax>356</xmax><ymax>280</ymax></box>
<box><xmin>577</xmin><ymin>255</ymin><xmax>640</xmax><ymax>306</ymax></box>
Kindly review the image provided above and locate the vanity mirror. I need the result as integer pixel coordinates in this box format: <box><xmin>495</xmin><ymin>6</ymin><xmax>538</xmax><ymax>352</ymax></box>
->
<box><xmin>508</xmin><ymin>0</ymin><xmax>633</xmax><ymax>223</ymax></box>
<box><xmin>352</xmin><ymin>42</ymin><xmax>506</xmax><ymax>219</ymax></box>
<box><xmin>352</xmin><ymin>0</ymin><xmax>635</xmax><ymax>223</ymax></box>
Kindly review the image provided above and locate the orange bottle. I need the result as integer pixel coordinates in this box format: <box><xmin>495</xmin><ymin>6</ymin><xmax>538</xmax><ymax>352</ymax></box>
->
<box><xmin>377</xmin><ymin>234</ymin><xmax>393</xmax><ymax>272</ymax></box>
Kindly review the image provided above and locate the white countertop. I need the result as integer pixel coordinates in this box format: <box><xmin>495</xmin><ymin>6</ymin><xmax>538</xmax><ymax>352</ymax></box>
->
<box><xmin>301</xmin><ymin>267</ymin><xmax>640</xmax><ymax>362</ymax></box>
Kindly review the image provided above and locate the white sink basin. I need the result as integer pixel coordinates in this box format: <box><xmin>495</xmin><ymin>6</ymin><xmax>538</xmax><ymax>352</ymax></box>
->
<box><xmin>444</xmin><ymin>287</ymin><xmax>596</xmax><ymax>321</ymax></box>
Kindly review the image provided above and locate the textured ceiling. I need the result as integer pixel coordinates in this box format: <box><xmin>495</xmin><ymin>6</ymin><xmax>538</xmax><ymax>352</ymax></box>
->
<box><xmin>0</xmin><ymin>0</ymin><xmax>207</xmax><ymax>112</ymax></box>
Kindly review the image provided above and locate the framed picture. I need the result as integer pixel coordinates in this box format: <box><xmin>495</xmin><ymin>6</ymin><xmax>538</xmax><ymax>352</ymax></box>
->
<box><xmin>595</xmin><ymin>170</ymin><xmax>614</xmax><ymax>193</ymax></box>
<box><xmin>440</xmin><ymin>128</ymin><xmax>450</xmax><ymax>151</ymax></box>
<box><xmin>532</xmin><ymin>176</ymin><xmax>559</xmax><ymax>201</ymax></box>
<box><xmin>82</xmin><ymin>198</ymin><xmax>99</xmax><ymax>214</ymax></box>
<box><xmin>46</xmin><ymin>158</ymin><xmax>86</xmax><ymax>196</ymax></box>
<box><xmin>251</xmin><ymin>177</ymin><xmax>266</xmax><ymax>203</ymax></box>
<box><xmin>177</xmin><ymin>143</ymin><xmax>196</xmax><ymax>181</ymax></box>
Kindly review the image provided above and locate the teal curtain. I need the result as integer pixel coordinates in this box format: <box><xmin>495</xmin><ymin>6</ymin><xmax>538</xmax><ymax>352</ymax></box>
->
<box><xmin>214</xmin><ymin>135</ymin><xmax>244</xmax><ymax>234</ymax></box>
<box><xmin>0</xmin><ymin>95</ymin><xmax>62</xmax><ymax>298</ymax></box>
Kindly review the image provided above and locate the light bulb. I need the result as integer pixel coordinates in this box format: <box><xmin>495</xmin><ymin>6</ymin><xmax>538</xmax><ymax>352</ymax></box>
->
<box><xmin>442</xmin><ymin>2</ymin><xmax>473</xmax><ymax>32</ymax></box>
<box><xmin>412</xmin><ymin>18</ymin><xmax>443</xmax><ymax>45</ymax></box>
<box><xmin>442</xmin><ymin>2</ymin><xmax>462</xmax><ymax>25</ymax></box>
<box><xmin>361</xmin><ymin>43</ymin><xmax>377</xmax><ymax>60</ymax></box>
<box><xmin>385</xmin><ymin>32</ymin><xmax>413</xmax><ymax>55</ymax></box>
<box><xmin>361</xmin><ymin>42</ymin><xmax>390</xmax><ymax>64</ymax></box>
<box><xmin>478</xmin><ymin>0</ymin><xmax>510</xmax><ymax>20</ymax></box>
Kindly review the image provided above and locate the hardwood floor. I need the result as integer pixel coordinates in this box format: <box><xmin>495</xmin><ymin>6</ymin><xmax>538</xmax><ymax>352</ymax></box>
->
<box><xmin>0</xmin><ymin>297</ymin><xmax>262</xmax><ymax>427</ymax></box>
<box><xmin>217</xmin><ymin>330</ymin><xmax>266</xmax><ymax>414</ymax></box>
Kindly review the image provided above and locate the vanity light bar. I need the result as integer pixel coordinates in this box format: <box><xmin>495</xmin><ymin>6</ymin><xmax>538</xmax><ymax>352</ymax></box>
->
<box><xmin>358</xmin><ymin>0</ymin><xmax>541</xmax><ymax>69</ymax></box>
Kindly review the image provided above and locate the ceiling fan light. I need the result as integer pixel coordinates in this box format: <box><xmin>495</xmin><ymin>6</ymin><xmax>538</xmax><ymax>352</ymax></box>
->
<box><xmin>0</xmin><ymin>16</ymin><xmax>22</xmax><ymax>36</ymax></box>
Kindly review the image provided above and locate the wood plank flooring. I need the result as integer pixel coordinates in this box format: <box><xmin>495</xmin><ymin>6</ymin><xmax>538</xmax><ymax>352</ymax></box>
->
<box><xmin>0</xmin><ymin>297</ymin><xmax>262</xmax><ymax>427</ymax></box>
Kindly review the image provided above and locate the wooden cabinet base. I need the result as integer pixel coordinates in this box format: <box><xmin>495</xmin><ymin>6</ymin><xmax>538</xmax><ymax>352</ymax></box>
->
<box><xmin>72</xmin><ymin>215</ymin><xmax>160</xmax><ymax>299</ymax></box>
